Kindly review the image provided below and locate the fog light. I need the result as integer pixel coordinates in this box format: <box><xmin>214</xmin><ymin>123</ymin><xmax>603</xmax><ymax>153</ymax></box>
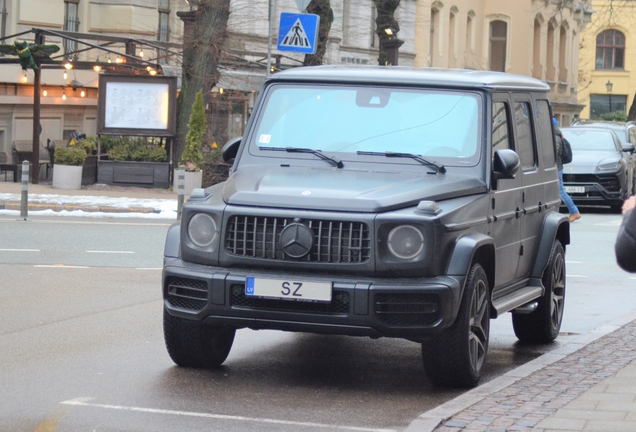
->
<box><xmin>188</xmin><ymin>213</ymin><xmax>217</xmax><ymax>248</ymax></box>
<box><xmin>387</xmin><ymin>225</ymin><xmax>424</xmax><ymax>260</ymax></box>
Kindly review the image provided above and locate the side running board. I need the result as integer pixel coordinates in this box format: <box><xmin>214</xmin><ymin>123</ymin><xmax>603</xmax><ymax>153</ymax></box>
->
<box><xmin>492</xmin><ymin>285</ymin><xmax>543</xmax><ymax>317</ymax></box>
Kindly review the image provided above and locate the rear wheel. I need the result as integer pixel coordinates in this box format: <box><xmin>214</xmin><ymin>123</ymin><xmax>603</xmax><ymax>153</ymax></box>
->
<box><xmin>422</xmin><ymin>263</ymin><xmax>490</xmax><ymax>388</ymax></box>
<box><xmin>163</xmin><ymin>308</ymin><xmax>236</xmax><ymax>368</ymax></box>
<box><xmin>512</xmin><ymin>240</ymin><xmax>565</xmax><ymax>343</ymax></box>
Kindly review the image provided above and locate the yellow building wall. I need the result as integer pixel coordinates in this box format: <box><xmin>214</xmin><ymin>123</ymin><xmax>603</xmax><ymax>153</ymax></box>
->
<box><xmin>578</xmin><ymin>0</ymin><xmax>636</xmax><ymax>120</ymax></box>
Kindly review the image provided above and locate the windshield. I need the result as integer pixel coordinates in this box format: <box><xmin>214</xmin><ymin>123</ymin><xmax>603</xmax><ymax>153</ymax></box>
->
<box><xmin>561</xmin><ymin>129</ymin><xmax>618</xmax><ymax>152</ymax></box>
<box><xmin>250</xmin><ymin>84</ymin><xmax>481</xmax><ymax>166</ymax></box>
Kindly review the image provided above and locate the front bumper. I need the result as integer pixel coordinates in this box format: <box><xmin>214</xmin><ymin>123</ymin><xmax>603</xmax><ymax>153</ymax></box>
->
<box><xmin>563</xmin><ymin>173</ymin><xmax>625</xmax><ymax>206</ymax></box>
<box><xmin>163</xmin><ymin>259</ymin><xmax>462</xmax><ymax>340</ymax></box>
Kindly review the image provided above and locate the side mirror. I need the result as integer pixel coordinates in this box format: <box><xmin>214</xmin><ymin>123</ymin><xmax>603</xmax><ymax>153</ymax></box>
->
<box><xmin>622</xmin><ymin>143</ymin><xmax>635</xmax><ymax>154</ymax></box>
<box><xmin>222</xmin><ymin>136</ymin><xmax>241</xmax><ymax>163</ymax></box>
<box><xmin>492</xmin><ymin>149</ymin><xmax>520</xmax><ymax>188</ymax></box>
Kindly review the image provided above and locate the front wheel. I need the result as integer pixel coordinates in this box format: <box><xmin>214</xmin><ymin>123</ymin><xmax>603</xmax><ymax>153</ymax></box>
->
<box><xmin>163</xmin><ymin>308</ymin><xmax>236</xmax><ymax>368</ymax></box>
<box><xmin>422</xmin><ymin>263</ymin><xmax>490</xmax><ymax>388</ymax></box>
<box><xmin>512</xmin><ymin>240</ymin><xmax>565</xmax><ymax>343</ymax></box>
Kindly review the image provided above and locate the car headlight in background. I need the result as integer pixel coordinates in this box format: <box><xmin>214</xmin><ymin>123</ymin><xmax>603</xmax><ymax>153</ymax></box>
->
<box><xmin>597</xmin><ymin>161</ymin><xmax>620</xmax><ymax>171</ymax></box>
<box><xmin>387</xmin><ymin>225</ymin><xmax>424</xmax><ymax>260</ymax></box>
<box><xmin>187</xmin><ymin>213</ymin><xmax>218</xmax><ymax>248</ymax></box>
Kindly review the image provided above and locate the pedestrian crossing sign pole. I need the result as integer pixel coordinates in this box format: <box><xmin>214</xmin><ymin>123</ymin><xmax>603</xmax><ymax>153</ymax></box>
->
<box><xmin>277</xmin><ymin>12</ymin><xmax>320</xmax><ymax>55</ymax></box>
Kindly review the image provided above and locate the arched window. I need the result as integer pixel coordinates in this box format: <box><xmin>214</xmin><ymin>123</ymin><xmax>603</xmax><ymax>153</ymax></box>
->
<box><xmin>429</xmin><ymin>7</ymin><xmax>441</xmax><ymax>67</ymax></box>
<box><xmin>532</xmin><ymin>18</ymin><xmax>542</xmax><ymax>79</ymax></box>
<box><xmin>489</xmin><ymin>20</ymin><xmax>507</xmax><ymax>72</ymax></box>
<box><xmin>596</xmin><ymin>29</ymin><xmax>625</xmax><ymax>69</ymax></box>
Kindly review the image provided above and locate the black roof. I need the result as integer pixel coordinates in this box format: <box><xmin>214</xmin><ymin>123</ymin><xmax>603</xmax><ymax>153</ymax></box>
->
<box><xmin>268</xmin><ymin>65</ymin><xmax>551</xmax><ymax>92</ymax></box>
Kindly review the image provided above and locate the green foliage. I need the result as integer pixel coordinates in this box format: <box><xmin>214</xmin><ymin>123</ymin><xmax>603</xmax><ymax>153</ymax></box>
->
<box><xmin>54</xmin><ymin>147</ymin><xmax>87</xmax><ymax>166</ymax></box>
<box><xmin>74</xmin><ymin>137</ymin><xmax>97</xmax><ymax>155</ymax></box>
<box><xmin>600</xmin><ymin>111</ymin><xmax>628</xmax><ymax>122</ymax></box>
<box><xmin>148</xmin><ymin>146</ymin><xmax>168</xmax><ymax>162</ymax></box>
<box><xmin>105</xmin><ymin>136</ymin><xmax>168</xmax><ymax>162</ymax></box>
<box><xmin>180</xmin><ymin>90</ymin><xmax>205</xmax><ymax>172</ymax></box>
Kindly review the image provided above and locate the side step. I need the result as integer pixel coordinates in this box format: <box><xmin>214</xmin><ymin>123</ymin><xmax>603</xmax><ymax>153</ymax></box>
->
<box><xmin>492</xmin><ymin>285</ymin><xmax>543</xmax><ymax>317</ymax></box>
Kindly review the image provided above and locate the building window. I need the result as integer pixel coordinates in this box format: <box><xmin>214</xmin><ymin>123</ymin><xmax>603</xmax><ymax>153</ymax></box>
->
<box><xmin>558</xmin><ymin>25</ymin><xmax>568</xmax><ymax>82</ymax></box>
<box><xmin>489</xmin><ymin>20</ymin><xmax>507</xmax><ymax>72</ymax></box>
<box><xmin>448</xmin><ymin>9</ymin><xmax>456</xmax><ymax>68</ymax></box>
<box><xmin>590</xmin><ymin>94</ymin><xmax>627</xmax><ymax>118</ymax></box>
<box><xmin>64</xmin><ymin>1</ymin><xmax>80</xmax><ymax>60</ymax></box>
<box><xmin>532</xmin><ymin>18</ymin><xmax>541</xmax><ymax>79</ymax></box>
<box><xmin>370</xmin><ymin>4</ymin><xmax>378</xmax><ymax>48</ymax></box>
<box><xmin>158</xmin><ymin>0</ymin><xmax>170</xmax><ymax>63</ymax></box>
<box><xmin>596</xmin><ymin>29</ymin><xmax>625</xmax><ymax>69</ymax></box>
<box><xmin>429</xmin><ymin>8</ymin><xmax>440</xmax><ymax>67</ymax></box>
<box><xmin>342</xmin><ymin>0</ymin><xmax>350</xmax><ymax>45</ymax></box>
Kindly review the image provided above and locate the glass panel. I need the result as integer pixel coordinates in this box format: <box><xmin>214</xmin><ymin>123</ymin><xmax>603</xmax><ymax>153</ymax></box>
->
<box><xmin>605</xmin><ymin>48</ymin><xmax>613</xmax><ymax>69</ymax></box>
<box><xmin>490</xmin><ymin>40</ymin><xmax>506</xmax><ymax>71</ymax></box>
<box><xmin>596</xmin><ymin>32</ymin><xmax>604</xmax><ymax>45</ymax></box>
<box><xmin>159</xmin><ymin>0</ymin><xmax>170</xmax><ymax>9</ymax></box>
<box><xmin>252</xmin><ymin>85</ymin><xmax>482</xmax><ymax>166</ymax></box>
<box><xmin>615</xmin><ymin>48</ymin><xmax>624</xmax><ymax>68</ymax></box>
<box><xmin>595</xmin><ymin>47</ymin><xmax>604</xmax><ymax>69</ymax></box>
<box><xmin>492</xmin><ymin>102</ymin><xmax>510</xmax><ymax>155</ymax></box>
<box><xmin>491</xmin><ymin>20</ymin><xmax>507</xmax><ymax>38</ymax></box>
<box><xmin>590</xmin><ymin>94</ymin><xmax>628</xmax><ymax>118</ymax></box>
<box><xmin>561</xmin><ymin>129</ymin><xmax>618</xmax><ymax>151</ymax></box>
<box><xmin>616</xmin><ymin>31</ymin><xmax>625</xmax><ymax>45</ymax></box>
<box><xmin>514</xmin><ymin>102</ymin><xmax>535</xmax><ymax>169</ymax></box>
<box><xmin>535</xmin><ymin>100</ymin><xmax>555</xmax><ymax>168</ymax></box>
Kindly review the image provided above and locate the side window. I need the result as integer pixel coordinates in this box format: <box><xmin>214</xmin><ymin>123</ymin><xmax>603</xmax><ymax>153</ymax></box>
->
<box><xmin>535</xmin><ymin>99</ymin><xmax>556</xmax><ymax>168</ymax></box>
<box><xmin>492</xmin><ymin>101</ymin><xmax>511</xmax><ymax>156</ymax></box>
<box><xmin>629</xmin><ymin>128</ymin><xmax>636</xmax><ymax>145</ymax></box>
<box><xmin>513</xmin><ymin>101</ymin><xmax>536</xmax><ymax>169</ymax></box>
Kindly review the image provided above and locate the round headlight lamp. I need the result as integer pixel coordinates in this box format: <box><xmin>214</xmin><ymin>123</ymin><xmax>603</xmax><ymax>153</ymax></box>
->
<box><xmin>188</xmin><ymin>213</ymin><xmax>217</xmax><ymax>248</ymax></box>
<box><xmin>387</xmin><ymin>225</ymin><xmax>424</xmax><ymax>260</ymax></box>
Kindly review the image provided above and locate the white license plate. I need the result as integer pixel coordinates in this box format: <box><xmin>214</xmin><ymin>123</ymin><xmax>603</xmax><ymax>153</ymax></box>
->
<box><xmin>245</xmin><ymin>277</ymin><xmax>332</xmax><ymax>302</ymax></box>
<box><xmin>564</xmin><ymin>186</ymin><xmax>585</xmax><ymax>193</ymax></box>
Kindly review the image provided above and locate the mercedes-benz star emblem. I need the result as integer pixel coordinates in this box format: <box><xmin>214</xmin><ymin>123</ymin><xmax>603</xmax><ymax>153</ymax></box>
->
<box><xmin>280</xmin><ymin>223</ymin><xmax>314</xmax><ymax>258</ymax></box>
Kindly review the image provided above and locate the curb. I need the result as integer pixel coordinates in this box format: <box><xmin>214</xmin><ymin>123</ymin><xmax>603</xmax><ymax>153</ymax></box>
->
<box><xmin>404</xmin><ymin>311</ymin><xmax>636</xmax><ymax>432</ymax></box>
<box><xmin>0</xmin><ymin>200</ymin><xmax>161</xmax><ymax>214</ymax></box>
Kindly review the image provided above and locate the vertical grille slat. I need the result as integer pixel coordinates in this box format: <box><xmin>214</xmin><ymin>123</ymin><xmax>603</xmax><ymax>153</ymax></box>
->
<box><xmin>225</xmin><ymin>216</ymin><xmax>370</xmax><ymax>263</ymax></box>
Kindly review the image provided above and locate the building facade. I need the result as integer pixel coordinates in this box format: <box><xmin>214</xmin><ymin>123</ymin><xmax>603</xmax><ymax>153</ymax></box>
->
<box><xmin>0</xmin><ymin>0</ymin><xmax>184</xmax><ymax>163</ymax></box>
<box><xmin>577</xmin><ymin>0</ymin><xmax>636</xmax><ymax>121</ymax></box>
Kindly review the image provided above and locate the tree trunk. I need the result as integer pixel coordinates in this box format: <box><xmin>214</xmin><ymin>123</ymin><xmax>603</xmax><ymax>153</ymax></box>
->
<box><xmin>372</xmin><ymin>0</ymin><xmax>401</xmax><ymax>66</ymax></box>
<box><xmin>628</xmin><ymin>95</ymin><xmax>636</xmax><ymax>121</ymax></box>
<box><xmin>175</xmin><ymin>0</ymin><xmax>231</xmax><ymax>166</ymax></box>
<box><xmin>303</xmin><ymin>0</ymin><xmax>334</xmax><ymax>66</ymax></box>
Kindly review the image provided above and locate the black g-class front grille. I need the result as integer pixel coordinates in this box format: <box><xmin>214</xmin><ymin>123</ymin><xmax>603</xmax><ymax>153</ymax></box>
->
<box><xmin>225</xmin><ymin>215</ymin><xmax>371</xmax><ymax>263</ymax></box>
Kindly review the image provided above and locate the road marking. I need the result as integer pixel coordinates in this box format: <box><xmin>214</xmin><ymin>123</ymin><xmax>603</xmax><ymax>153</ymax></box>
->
<box><xmin>567</xmin><ymin>274</ymin><xmax>588</xmax><ymax>278</ymax></box>
<box><xmin>61</xmin><ymin>398</ymin><xmax>397</xmax><ymax>432</ymax></box>
<box><xmin>34</xmin><ymin>265</ymin><xmax>90</xmax><ymax>268</ymax></box>
<box><xmin>136</xmin><ymin>268</ymin><xmax>162</xmax><ymax>270</ymax></box>
<box><xmin>0</xmin><ymin>248</ymin><xmax>40</xmax><ymax>252</ymax></box>
<box><xmin>86</xmin><ymin>250</ymin><xmax>135</xmax><ymax>254</ymax></box>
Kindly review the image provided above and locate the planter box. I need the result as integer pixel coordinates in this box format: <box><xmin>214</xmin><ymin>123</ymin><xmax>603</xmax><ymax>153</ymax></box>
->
<box><xmin>173</xmin><ymin>169</ymin><xmax>203</xmax><ymax>195</ymax></box>
<box><xmin>98</xmin><ymin>160</ymin><xmax>170</xmax><ymax>188</ymax></box>
<box><xmin>52</xmin><ymin>164</ymin><xmax>83</xmax><ymax>190</ymax></box>
<box><xmin>82</xmin><ymin>155</ymin><xmax>98</xmax><ymax>186</ymax></box>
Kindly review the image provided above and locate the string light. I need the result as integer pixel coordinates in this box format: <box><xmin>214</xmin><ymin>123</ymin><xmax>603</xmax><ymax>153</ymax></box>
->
<box><xmin>21</xmin><ymin>73</ymin><xmax>28</xmax><ymax>83</ymax></box>
<box><xmin>42</xmin><ymin>89</ymin><xmax>47</xmax><ymax>97</ymax></box>
<box><xmin>62</xmin><ymin>92</ymin><xmax>67</xmax><ymax>101</ymax></box>
<box><xmin>80</xmin><ymin>90</ymin><xmax>86</xmax><ymax>97</ymax></box>
<box><xmin>107</xmin><ymin>58</ymin><xmax>112</xmax><ymax>63</ymax></box>
<box><xmin>63</xmin><ymin>71</ymin><xmax>68</xmax><ymax>80</ymax></box>
<box><xmin>93</xmin><ymin>58</ymin><xmax>102</xmax><ymax>72</ymax></box>
<box><xmin>115</xmin><ymin>56</ymin><xmax>122</xmax><ymax>63</ymax></box>
<box><xmin>139</xmin><ymin>49</ymin><xmax>144</xmax><ymax>58</ymax></box>
<box><xmin>149</xmin><ymin>69</ymin><xmax>157</xmax><ymax>76</ymax></box>
<box><xmin>64</xmin><ymin>61</ymin><xmax>73</xmax><ymax>70</ymax></box>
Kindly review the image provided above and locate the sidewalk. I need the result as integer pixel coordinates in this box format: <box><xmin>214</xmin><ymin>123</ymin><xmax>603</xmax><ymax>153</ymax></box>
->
<box><xmin>407</xmin><ymin>312</ymin><xmax>636</xmax><ymax>432</ymax></box>
<box><xmin>0</xmin><ymin>180</ymin><xmax>178</xmax><ymax>217</ymax></box>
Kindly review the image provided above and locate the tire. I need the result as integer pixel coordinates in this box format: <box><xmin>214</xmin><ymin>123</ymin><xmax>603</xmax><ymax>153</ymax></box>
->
<box><xmin>512</xmin><ymin>240</ymin><xmax>565</xmax><ymax>343</ymax></box>
<box><xmin>163</xmin><ymin>308</ymin><xmax>236</xmax><ymax>368</ymax></box>
<box><xmin>422</xmin><ymin>263</ymin><xmax>490</xmax><ymax>388</ymax></box>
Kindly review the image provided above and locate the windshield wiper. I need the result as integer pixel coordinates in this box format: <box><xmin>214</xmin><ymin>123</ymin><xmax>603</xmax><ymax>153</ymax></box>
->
<box><xmin>357</xmin><ymin>151</ymin><xmax>446</xmax><ymax>174</ymax></box>
<box><xmin>260</xmin><ymin>146</ymin><xmax>344</xmax><ymax>168</ymax></box>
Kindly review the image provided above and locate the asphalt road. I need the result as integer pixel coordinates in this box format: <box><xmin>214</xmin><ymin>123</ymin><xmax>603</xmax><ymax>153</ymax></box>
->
<box><xmin>0</xmin><ymin>211</ymin><xmax>633</xmax><ymax>432</ymax></box>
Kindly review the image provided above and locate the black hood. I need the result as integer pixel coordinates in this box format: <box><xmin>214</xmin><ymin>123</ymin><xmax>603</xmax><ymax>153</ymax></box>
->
<box><xmin>222</xmin><ymin>166</ymin><xmax>487</xmax><ymax>212</ymax></box>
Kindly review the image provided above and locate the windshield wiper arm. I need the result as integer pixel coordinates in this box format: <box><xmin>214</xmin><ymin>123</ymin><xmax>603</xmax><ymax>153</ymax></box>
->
<box><xmin>260</xmin><ymin>146</ymin><xmax>344</xmax><ymax>168</ymax></box>
<box><xmin>357</xmin><ymin>151</ymin><xmax>446</xmax><ymax>174</ymax></box>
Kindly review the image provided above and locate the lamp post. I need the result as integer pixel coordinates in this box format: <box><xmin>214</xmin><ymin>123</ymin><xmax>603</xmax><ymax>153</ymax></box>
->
<box><xmin>606</xmin><ymin>79</ymin><xmax>613</xmax><ymax>113</ymax></box>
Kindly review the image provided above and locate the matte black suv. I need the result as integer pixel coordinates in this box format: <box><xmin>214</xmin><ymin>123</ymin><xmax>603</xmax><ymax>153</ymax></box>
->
<box><xmin>162</xmin><ymin>66</ymin><xmax>570</xmax><ymax>388</ymax></box>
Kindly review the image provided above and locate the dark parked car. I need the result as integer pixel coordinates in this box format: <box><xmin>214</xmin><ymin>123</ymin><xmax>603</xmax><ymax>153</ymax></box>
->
<box><xmin>560</xmin><ymin>127</ymin><xmax>636</xmax><ymax>210</ymax></box>
<box><xmin>162</xmin><ymin>66</ymin><xmax>570</xmax><ymax>388</ymax></box>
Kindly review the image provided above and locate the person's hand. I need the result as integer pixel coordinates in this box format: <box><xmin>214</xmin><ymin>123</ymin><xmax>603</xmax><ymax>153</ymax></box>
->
<box><xmin>623</xmin><ymin>195</ymin><xmax>636</xmax><ymax>215</ymax></box>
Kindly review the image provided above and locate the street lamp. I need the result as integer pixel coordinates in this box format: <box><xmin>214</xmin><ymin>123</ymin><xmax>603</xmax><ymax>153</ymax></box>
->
<box><xmin>606</xmin><ymin>79</ymin><xmax>613</xmax><ymax>113</ymax></box>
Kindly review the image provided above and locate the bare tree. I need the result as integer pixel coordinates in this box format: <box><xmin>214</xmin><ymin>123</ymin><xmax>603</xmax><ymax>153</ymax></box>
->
<box><xmin>372</xmin><ymin>0</ymin><xmax>400</xmax><ymax>65</ymax></box>
<box><xmin>176</xmin><ymin>0</ymin><xmax>231</xmax><ymax>166</ymax></box>
<box><xmin>303</xmin><ymin>0</ymin><xmax>334</xmax><ymax>66</ymax></box>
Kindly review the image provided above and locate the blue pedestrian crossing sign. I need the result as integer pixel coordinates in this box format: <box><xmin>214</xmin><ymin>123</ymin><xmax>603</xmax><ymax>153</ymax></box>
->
<box><xmin>277</xmin><ymin>13</ymin><xmax>320</xmax><ymax>54</ymax></box>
